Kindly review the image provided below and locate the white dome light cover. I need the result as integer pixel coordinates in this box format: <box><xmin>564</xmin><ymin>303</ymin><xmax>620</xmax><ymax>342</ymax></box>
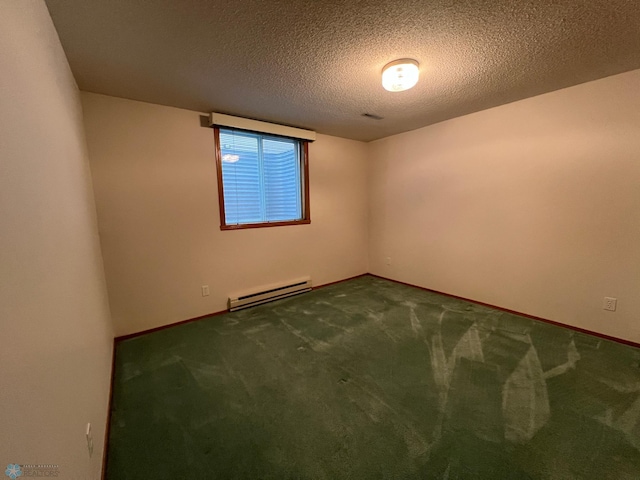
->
<box><xmin>382</xmin><ymin>59</ymin><xmax>420</xmax><ymax>92</ymax></box>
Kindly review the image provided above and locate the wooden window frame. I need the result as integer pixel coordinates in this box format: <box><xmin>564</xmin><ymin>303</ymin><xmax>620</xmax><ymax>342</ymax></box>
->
<box><xmin>214</xmin><ymin>126</ymin><xmax>311</xmax><ymax>231</ymax></box>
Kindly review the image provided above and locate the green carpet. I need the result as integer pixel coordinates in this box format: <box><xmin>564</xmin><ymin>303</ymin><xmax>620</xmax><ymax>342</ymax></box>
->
<box><xmin>107</xmin><ymin>275</ymin><xmax>640</xmax><ymax>479</ymax></box>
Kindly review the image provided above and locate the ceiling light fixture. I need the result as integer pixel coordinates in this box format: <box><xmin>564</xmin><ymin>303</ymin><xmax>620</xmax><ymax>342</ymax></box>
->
<box><xmin>382</xmin><ymin>59</ymin><xmax>419</xmax><ymax>92</ymax></box>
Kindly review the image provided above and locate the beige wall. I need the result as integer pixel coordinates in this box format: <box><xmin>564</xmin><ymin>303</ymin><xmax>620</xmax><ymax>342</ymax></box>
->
<box><xmin>369</xmin><ymin>69</ymin><xmax>640</xmax><ymax>343</ymax></box>
<box><xmin>3</xmin><ymin>2</ymin><xmax>637</xmax><ymax>475</ymax></box>
<box><xmin>0</xmin><ymin>2</ymin><xmax>113</xmax><ymax>478</ymax></box>
<box><xmin>82</xmin><ymin>93</ymin><xmax>369</xmax><ymax>336</ymax></box>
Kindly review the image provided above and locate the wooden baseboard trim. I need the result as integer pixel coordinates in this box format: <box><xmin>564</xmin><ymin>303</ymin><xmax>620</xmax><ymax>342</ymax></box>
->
<box><xmin>368</xmin><ymin>273</ymin><xmax>640</xmax><ymax>350</ymax></box>
<box><xmin>101</xmin><ymin>340</ymin><xmax>116</xmax><ymax>480</ymax></box>
<box><xmin>312</xmin><ymin>273</ymin><xmax>369</xmax><ymax>291</ymax></box>
<box><xmin>114</xmin><ymin>272</ymin><xmax>639</xmax><ymax>349</ymax></box>
<box><xmin>114</xmin><ymin>273</ymin><xmax>369</xmax><ymax>343</ymax></box>
<box><xmin>115</xmin><ymin>309</ymin><xmax>228</xmax><ymax>342</ymax></box>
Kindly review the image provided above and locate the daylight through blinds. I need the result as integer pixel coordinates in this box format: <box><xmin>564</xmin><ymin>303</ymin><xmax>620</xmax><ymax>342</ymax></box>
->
<box><xmin>220</xmin><ymin>129</ymin><xmax>302</xmax><ymax>225</ymax></box>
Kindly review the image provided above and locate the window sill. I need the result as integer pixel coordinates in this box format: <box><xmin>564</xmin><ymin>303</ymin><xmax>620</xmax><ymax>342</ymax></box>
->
<box><xmin>220</xmin><ymin>219</ymin><xmax>311</xmax><ymax>231</ymax></box>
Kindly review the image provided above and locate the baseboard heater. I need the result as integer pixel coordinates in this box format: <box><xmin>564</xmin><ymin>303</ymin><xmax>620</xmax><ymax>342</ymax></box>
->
<box><xmin>228</xmin><ymin>276</ymin><xmax>312</xmax><ymax>311</ymax></box>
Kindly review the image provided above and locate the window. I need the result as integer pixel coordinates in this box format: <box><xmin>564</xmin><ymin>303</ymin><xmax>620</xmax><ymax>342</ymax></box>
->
<box><xmin>214</xmin><ymin>127</ymin><xmax>310</xmax><ymax>230</ymax></box>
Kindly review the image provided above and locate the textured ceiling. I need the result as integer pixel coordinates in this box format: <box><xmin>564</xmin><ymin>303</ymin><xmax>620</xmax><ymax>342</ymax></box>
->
<box><xmin>45</xmin><ymin>0</ymin><xmax>640</xmax><ymax>142</ymax></box>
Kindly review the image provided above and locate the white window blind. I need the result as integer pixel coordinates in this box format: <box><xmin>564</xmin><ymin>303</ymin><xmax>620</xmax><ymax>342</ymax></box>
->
<box><xmin>219</xmin><ymin>128</ymin><xmax>302</xmax><ymax>225</ymax></box>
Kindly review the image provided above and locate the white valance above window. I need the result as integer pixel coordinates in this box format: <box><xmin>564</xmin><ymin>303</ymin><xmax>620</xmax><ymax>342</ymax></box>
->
<box><xmin>209</xmin><ymin>112</ymin><xmax>316</xmax><ymax>142</ymax></box>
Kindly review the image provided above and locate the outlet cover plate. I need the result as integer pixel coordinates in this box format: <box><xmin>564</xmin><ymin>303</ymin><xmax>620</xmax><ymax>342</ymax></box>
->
<box><xmin>603</xmin><ymin>297</ymin><xmax>617</xmax><ymax>312</ymax></box>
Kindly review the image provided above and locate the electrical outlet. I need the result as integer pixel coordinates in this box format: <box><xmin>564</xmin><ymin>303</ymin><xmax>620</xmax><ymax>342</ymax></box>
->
<box><xmin>385</xmin><ymin>257</ymin><xmax>391</xmax><ymax>266</ymax></box>
<box><xmin>603</xmin><ymin>297</ymin><xmax>617</xmax><ymax>312</ymax></box>
<box><xmin>201</xmin><ymin>285</ymin><xmax>210</xmax><ymax>297</ymax></box>
<box><xmin>86</xmin><ymin>423</ymin><xmax>93</xmax><ymax>457</ymax></box>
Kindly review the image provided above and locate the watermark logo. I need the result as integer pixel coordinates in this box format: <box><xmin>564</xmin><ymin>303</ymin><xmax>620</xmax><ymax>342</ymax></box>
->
<box><xmin>4</xmin><ymin>464</ymin><xmax>22</xmax><ymax>479</ymax></box>
<box><xmin>4</xmin><ymin>465</ymin><xmax>58</xmax><ymax>478</ymax></box>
